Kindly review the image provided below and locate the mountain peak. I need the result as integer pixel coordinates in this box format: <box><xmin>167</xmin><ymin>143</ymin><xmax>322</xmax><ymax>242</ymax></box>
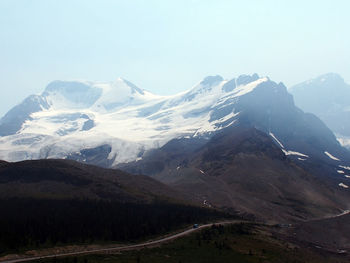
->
<box><xmin>43</xmin><ymin>80</ymin><xmax>93</xmax><ymax>94</ymax></box>
<box><xmin>183</xmin><ymin>75</ymin><xmax>225</xmax><ymax>100</ymax></box>
<box><xmin>312</xmin><ymin>73</ymin><xmax>344</xmax><ymax>85</ymax></box>
<box><xmin>289</xmin><ymin>72</ymin><xmax>350</xmax><ymax>147</ymax></box>
<box><xmin>117</xmin><ymin>78</ymin><xmax>145</xmax><ymax>95</ymax></box>
<box><xmin>236</xmin><ymin>73</ymin><xmax>259</xmax><ymax>86</ymax></box>
<box><xmin>290</xmin><ymin>73</ymin><xmax>349</xmax><ymax>94</ymax></box>
<box><xmin>42</xmin><ymin>80</ymin><xmax>103</xmax><ymax>110</ymax></box>
<box><xmin>317</xmin><ymin>72</ymin><xmax>343</xmax><ymax>80</ymax></box>
<box><xmin>199</xmin><ymin>75</ymin><xmax>224</xmax><ymax>86</ymax></box>
<box><xmin>291</xmin><ymin>73</ymin><xmax>345</xmax><ymax>90</ymax></box>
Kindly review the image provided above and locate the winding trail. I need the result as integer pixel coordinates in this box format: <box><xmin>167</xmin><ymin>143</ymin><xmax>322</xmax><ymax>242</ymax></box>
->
<box><xmin>0</xmin><ymin>220</ymin><xmax>242</xmax><ymax>263</ymax></box>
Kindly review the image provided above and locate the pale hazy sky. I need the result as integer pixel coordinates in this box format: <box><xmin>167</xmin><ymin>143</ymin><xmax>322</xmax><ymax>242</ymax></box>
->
<box><xmin>0</xmin><ymin>0</ymin><xmax>349</xmax><ymax>117</ymax></box>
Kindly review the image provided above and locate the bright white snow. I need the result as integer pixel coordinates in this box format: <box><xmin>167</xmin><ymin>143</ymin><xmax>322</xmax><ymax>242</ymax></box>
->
<box><xmin>337</xmin><ymin>135</ymin><xmax>350</xmax><ymax>149</ymax></box>
<box><xmin>337</xmin><ymin>170</ymin><xmax>345</xmax><ymax>174</ymax></box>
<box><xmin>339</xmin><ymin>165</ymin><xmax>350</xmax><ymax>171</ymax></box>
<box><xmin>269</xmin><ymin>132</ymin><xmax>284</xmax><ymax>148</ymax></box>
<box><xmin>270</xmin><ymin>133</ymin><xmax>310</xmax><ymax>159</ymax></box>
<box><xmin>282</xmin><ymin>149</ymin><xmax>309</xmax><ymax>158</ymax></box>
<box><xmin>0</xmin><ymin>76</ymin><xmax>270</xmax><ymax>165</ymax></box>
<box><xmin>324</xmin><ymin>151</ymin><xmax>340</xmax><ymax>161</ymax></box>
<box><xmin>339</xmin><ymin>183</ymin><xmax>349</xmax><ymax>189</ymax></box>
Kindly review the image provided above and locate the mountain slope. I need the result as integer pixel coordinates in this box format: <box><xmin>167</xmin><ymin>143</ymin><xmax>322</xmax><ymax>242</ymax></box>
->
<box><xmin>0</xmin><ymin>159</ymin><xmax>184</xmax><ymax>203</ymax></box>
<box><xmin>289</xmin><ymin>73</ymin><xmax>350</xmax><ymax>149</ymax></box>
<box><xmin>0</xmin><ymin>159</ymin><xmax>234</xmax><ymax>254</ymax></box>
<box><xmin>119</xmin><ymin>126</ymin><xmax>350</xmax><ymax>222</ymax></box>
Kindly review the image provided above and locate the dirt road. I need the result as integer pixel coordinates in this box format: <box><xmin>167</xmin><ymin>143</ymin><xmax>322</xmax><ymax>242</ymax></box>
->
<box><xmin>0</xmin><ymin>221</ymin><xmax>241</xmax><ymax>263</ymax></box>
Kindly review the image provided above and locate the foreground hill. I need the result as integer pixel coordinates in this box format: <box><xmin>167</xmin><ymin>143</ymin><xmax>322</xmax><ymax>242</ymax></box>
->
<box><xmin>0</xmin><ymin>159</ymin><xmax>183</xmax><ymax>202</ymax></box>
<box><xmin>0</xmin><ymin>159</ymin><xmax>231</xmax><ymax>254</ymax></box>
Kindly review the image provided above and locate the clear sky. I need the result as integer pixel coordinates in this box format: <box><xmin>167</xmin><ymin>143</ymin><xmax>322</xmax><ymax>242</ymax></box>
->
<box><xmin>0</xmin><ymin>0</ymin><xmax>349</xmax><ymax>117</ymax></box>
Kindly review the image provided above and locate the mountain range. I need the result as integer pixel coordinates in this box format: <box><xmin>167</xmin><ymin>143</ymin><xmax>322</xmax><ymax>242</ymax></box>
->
<box><xmin>0</xmin><ymin>75</ymin><xmax>267</xmax><ymax>164</ymax></box>
<box><xmin>1</xmin><ymin>74</ymin><xmax>349</xmax><ymax>164</ymax></box>
<box><xmin>1</xmin><ymin>73</ymin><xmax>350</xmax><ymax>221</ymax></box>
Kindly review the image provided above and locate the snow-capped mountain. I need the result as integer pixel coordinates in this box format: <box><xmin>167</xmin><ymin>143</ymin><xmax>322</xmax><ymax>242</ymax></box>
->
<box><xmin>0</xmin><ymin>74</ymin><xmax>265</xmax><ymax>164</ymax></box>
<box><xmin>0</xmin><ymin>73</ymin><xmax>349</xmax><ymax>172</ymax></box>
<box><xmin>289</xmin><ymin>73</ymin><xmax>350</xmax><ymax>149</ymax></box>
<box><xmin>2</xmin><ymin>73</ymin><xmax>350</xmax><ymax>223</ymax></box>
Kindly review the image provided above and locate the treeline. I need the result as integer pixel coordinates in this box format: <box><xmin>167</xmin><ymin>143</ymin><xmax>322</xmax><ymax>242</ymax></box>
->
<box><xmin>0</xmin><ymin>198</ymin><xmax>233</xmax><ymax>253</ymax></box>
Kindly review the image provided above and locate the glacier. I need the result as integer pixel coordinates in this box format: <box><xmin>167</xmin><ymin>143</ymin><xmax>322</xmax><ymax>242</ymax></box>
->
<box><xmin>0</xmin><ymin>74</ymin><xmax>269</xmax><ymax>165</ymax></box>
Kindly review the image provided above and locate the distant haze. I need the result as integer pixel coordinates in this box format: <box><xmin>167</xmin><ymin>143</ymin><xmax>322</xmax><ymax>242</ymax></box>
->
<box><xmin>1</xmin><ymin>0</ymin><xmax>349</xmax><ymax>117</ymax></box>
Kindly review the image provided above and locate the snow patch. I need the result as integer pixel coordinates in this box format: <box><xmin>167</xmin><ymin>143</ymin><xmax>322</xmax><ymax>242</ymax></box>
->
<box><xmin>337</xmin><ymin>170</ymin><xmax>345</xmax><ymax>174</ymax></box>
<box><xmin>232</xmin><ymin>77</ymin><xmax>269</xmax><ymax>98</ymax></box>
<box><xmin>339</xmin><ymin>165</ymin><xmax>350</xmax><ymax>171</ymax></box>
<box><xmin>339</xmin><ymin>183</ymin><xmax>349</xmax><ymax>189</ymax></box>
<box><xmin>282</xmin><ymin>149</ymin><xmax>309</xmax><ymax>158</ymax></box>
<box><xmin>337</xmin><ymin>135</ymin><xmax>350</xmax><ymax>149</ymax></box>
<box><xmin>269</xmin><ymin>132</ymin><xmax>284</xmax><ymax>148</ymax></box>
<box><xmin>199</xmin><ymin>169</ymin><xmax>205</xmax><ymax>174</ymax></box>
<box><xmin>324</xmin><ymin>151</ymin><xmax>340</xmax><ymax>161</ymax></box>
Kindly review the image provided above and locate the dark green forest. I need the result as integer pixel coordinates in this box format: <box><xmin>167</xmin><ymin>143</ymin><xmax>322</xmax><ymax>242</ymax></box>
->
<box><xmin>0</xmin><ymin>198</ymin><xmax>232</xmax><ymax>254</ymax></box>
